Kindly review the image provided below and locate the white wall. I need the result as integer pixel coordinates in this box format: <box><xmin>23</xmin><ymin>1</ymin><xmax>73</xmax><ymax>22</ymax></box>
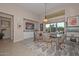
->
<box><xmin>0</xmin><ymin>4</ymin><xmax>40</xmax><ymax>42</ymax></box>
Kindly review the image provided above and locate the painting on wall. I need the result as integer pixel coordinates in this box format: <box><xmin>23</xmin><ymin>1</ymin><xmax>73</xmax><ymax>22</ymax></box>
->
<box><xmin>25</xmin><ymin>22</ymin><xmax>34</xmax><ymax>30</ymax></box>
<box><xmin>67</xmin><ymin>16</ymin><xmax>79</xmax><ymax>27</ymax></box>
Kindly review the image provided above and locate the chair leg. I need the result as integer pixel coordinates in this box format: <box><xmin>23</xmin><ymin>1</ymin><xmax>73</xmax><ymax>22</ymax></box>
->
<box><xmin>51</xmin><ymin>42</ymin><xmax>52</xmax><ymax>48</ymax></box>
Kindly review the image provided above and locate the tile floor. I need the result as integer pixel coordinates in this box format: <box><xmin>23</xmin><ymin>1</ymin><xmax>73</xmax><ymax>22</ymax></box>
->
<box><xmin>0</xmin><ymin>38</ymin><xmax>79</xmax><ymax>56</ymax></box>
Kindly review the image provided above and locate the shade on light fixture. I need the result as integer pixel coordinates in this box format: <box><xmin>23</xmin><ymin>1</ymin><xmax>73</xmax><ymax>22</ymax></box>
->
<box><xmin>43</xmin><ymin>18</ymin><xmax>48</xmax><ymax>23</ymax></box>
<box><xmin>43</xmin><ymin>16</ymin><xmax>48</xmax><ymax>23</ymax></box>
<box><xmin>43</xmin><ymin>3</ymin><xmax>48</xmax><ymax>23</ymax></box>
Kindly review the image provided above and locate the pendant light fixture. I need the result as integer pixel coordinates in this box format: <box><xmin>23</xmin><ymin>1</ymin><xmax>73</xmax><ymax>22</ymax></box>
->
<box><xmin>43</xmin><ymin>3</ymin><xmax>48</xmax><ymax>23</ymax></box>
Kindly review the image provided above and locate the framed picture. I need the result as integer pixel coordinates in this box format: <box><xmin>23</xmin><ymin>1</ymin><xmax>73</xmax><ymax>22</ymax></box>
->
<box><xmin>25</xmin><ymin>22</ymin><xmax>34</xmax><ymax>30</ymax></box>
<box><xmin>67</xmin><ymin>16</ymin><xmax>79</xmax><ymax>27</ymax></box>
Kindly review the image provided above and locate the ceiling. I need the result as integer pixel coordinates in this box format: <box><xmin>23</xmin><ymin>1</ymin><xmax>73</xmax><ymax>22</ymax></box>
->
<box><xmin>1</xmin><ymin>3</ymin><xmax>79</xmax><ymax>19</ymax></box>
<box><xmin>16</xmin><ymin>3</ymin><xmax>66</xmax><ymax>17</ymax></box>
<box><xmin>16</xmin><ymin>3</ymin><xmax>79</xmax><ymax>17</ymax></box>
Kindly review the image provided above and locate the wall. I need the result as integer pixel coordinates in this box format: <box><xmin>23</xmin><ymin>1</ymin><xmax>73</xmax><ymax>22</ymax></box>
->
<box><xmin>0</xmin><ymin>4</ymin><xmax>40</xmax><ymax>42</ymax></box>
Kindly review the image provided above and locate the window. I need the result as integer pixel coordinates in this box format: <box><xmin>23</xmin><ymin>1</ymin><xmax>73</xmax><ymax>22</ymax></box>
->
<box><xmin>46</xmin><ymin>22</ymin><xmax>64</xmax><ymax>33</ymax></box>
<box><xmin>50</xmin><ymin>23</ymin><xmax>56</xmax><ymax>32</ymax></box>
<box><xmin>46</xmin><ymin>24</ymin><xmax>50</xmax><ymax>32</ymax></box>
<box><xmin>57</xmin><ymin>22</ymin><xmax>64</xmax><ymax>33</ymax></box>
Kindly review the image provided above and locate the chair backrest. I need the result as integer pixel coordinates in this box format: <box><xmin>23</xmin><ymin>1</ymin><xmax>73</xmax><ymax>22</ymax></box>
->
<box><xmin>43</xmin><ymin>33</ymin><xmax>50</xmax><ymax>40</ymax></box>
<box><xmin>35</xmin><ymin>31</ymin><xmax>43</xmax><ymax>40</ymax></box>
<box><xmin>59</xmin><ymin>34</ymin><xmax>65</xmax><ymax>43</ymax></box>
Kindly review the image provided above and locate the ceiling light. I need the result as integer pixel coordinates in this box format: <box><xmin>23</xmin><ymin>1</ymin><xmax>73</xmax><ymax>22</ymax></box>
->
<box><xmin>43</xmin><ymin>3</ymin><xmax>48</xmax><ymax>23</ymax></box>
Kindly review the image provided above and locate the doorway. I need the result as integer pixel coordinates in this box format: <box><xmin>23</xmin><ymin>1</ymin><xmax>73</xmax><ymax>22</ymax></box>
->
<box><xmin>0</xmin><ymin>12</ymin><xmax>14</xmax><ymax>41</ymax></box>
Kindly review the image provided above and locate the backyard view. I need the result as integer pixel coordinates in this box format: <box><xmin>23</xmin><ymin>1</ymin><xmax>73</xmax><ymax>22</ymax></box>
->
<box><xmin>46</xmin><ymin>22</ymin><xmax>64</xmax><ymax>33</ymax></box>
